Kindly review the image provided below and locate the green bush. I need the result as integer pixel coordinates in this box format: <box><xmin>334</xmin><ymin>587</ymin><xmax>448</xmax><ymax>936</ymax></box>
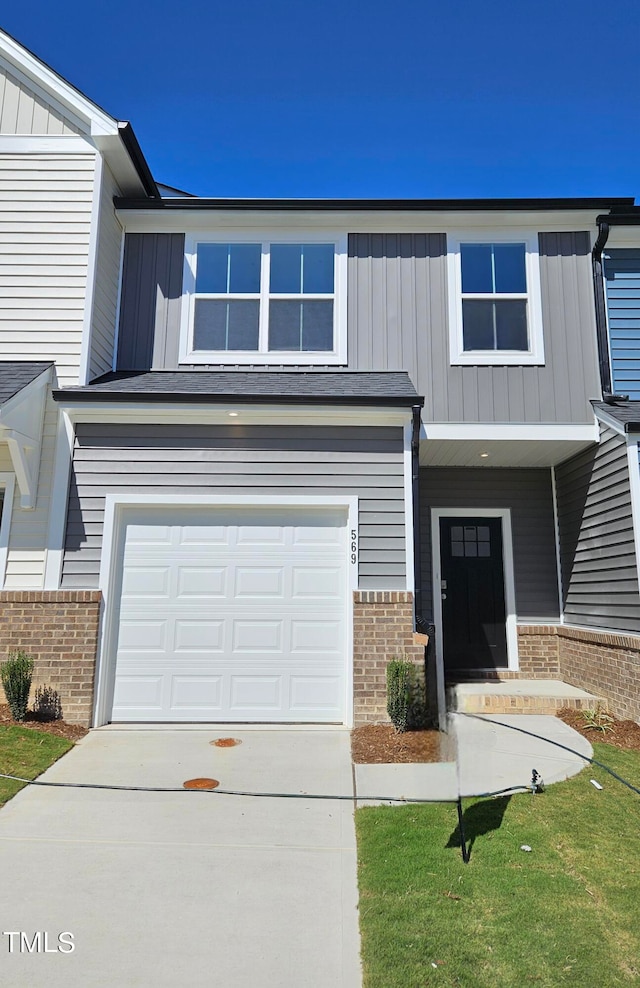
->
<box><xmin>1</xmin><ymin>650</ymin><xmax>34</xmax><ymax>722</ymax></box>
<box><xmin>33</xmin><ymin>685</ymin><xmax>63</xmax><ymax>722</ymax></box>
<box><xmin>386</xmin><ymin>660</ymin><xmax>412</xmax><ymax>732</ymax></box>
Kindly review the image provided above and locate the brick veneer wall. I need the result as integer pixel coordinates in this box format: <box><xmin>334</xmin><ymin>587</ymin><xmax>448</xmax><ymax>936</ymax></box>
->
<box><xmin>0</xmin><ymin>591</ymin><xmax>102</xmax><ymax>727</ymax></box>
<box><xmin>353</xmin><ymin>590</ymin><xmax>424</xmax><ymax>724</ymax></box>
<box><xmin>516</xmin><ymin>626</ymin><xmax>561</xmax><ymax>677</ymax></box>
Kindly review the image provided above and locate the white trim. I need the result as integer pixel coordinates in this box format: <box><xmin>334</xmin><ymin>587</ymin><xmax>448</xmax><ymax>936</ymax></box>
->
<box><xmin>593</xmin><ymin>404</ymin><xmax>627</xmax><ymax>437</ymax></box>
<box><xmin>94</xmin><ymin>493</ymin><xmax>359</xmax><ymax>728</ymax></box>
<box><xmin>0</xmin><ymin>473</ymin><xmax>16</xmax><ymax>589</ymax></box>
<box><xmin>0</xmin><ymin>368</ymin><xmax>51</xmax><ymax>509</ymax></box>
<box><xmin>43</xmin><ymin>411</ymin><xmax>75</xmax><ymax>589</ymax></box>
<box><xmin>179</xmin><ymin>232</ymin><xmax>348</xmax><ymax>366</ymax></box>
<box><xmin>447</xmin><ymin>231</ymin><xmax>545</xmax><ymax>366</ymax></box>
<box><xmin>78</xmin><ymin>153</ymin><xmax>104</xmax><ymax>386</ymax></box>
<box><xmin>111</xmin><ymin>225</ymin><xmax>126</xmax><ymax>372</ymax></box>
<box><xmin>431</xmin><ymin>507</ymin><xmax>519</xmax><ymax>719</ymax></box>
<box><xmin>403</xmin><ymin>420</ymin><xmax>415</xmax><ymax>593</ymax></box>
<box><xmin>58</xmin><ymin>401</ymin><xmax>412</xmax><ymax>429</ymax></box>
<box><xmin>550</xmin><ymin>465</ymin><xmax>564</xmax><ymax>624</ymax></box>
<box><xmin>625</xmin><ymin>439</ymin><xmax>640</xmax><ymax>588</ymax></box>
<box><xmin>0</xmin><ymin>135</ymin><xmax>96</xmax><ymax>153</ymax></box>
<box><xmin>0</xmin><ymin>32</ymin><xmax>117</xmax><ymax>136</ymax></box>
<box><xmin>605</xmin><ymin>227</ymin><xmax>640</xmax><ymax>249</ymax></box>
<box><xmin>422</xmin><ymin>421</ymin><xmax>599</xmax><ymax>442</ymax></box>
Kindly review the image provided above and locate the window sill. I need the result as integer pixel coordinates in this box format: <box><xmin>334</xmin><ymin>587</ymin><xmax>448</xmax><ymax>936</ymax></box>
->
<box><xmin>181</xmin><ymin>351</ymin><xmax>345</xmax><ymax>366</ymax></box>
<box><xmin>451</xmin><ymin>351</ymin><xmax>545</xmax><ymax>367</ymax></box>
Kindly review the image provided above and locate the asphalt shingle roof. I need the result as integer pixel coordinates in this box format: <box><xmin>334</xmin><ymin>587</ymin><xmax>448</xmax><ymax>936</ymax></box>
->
<box><xmin>0</xmin><ymin>361</ymin><xmax>52</xmax><ymax>406</ymax></box>
<box><xmin>593</xmin><ymin>400</ymin><xmax>640</xmax><ymax>431</ymax></box>
<box><xmin>54</xmin><ymin>370</ymin><xmax>423</xmax><ymax>405</ymax></box>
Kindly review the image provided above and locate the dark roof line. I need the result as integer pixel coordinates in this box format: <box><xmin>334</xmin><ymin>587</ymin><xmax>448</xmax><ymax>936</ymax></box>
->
<box><xmin>114</xmin><ymin>195</ymin><xmax>636</xmax><ymax>213</ymax></box>
<box><xmin>596</xmin><ymin>208</ymin><xmax>640</xmax><ymax>226</ymax></box>
<box><xmin>117</xmin><ymin>123</ymin><xmax>160</xmax><ymax>199</ymax></box>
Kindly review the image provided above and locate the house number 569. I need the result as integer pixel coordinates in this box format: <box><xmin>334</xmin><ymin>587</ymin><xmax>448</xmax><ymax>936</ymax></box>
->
<box><xmin>350</xmin><ymin>529</ymin><xmax>357</xmax><ymax>565</ymax></box>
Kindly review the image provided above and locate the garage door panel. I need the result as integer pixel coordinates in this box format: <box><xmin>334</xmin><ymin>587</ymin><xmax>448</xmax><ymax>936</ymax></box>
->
<box><xmin>112</xmin><ymin>509</ymin><xmax>348</xmax><ymax>722</ymax></box>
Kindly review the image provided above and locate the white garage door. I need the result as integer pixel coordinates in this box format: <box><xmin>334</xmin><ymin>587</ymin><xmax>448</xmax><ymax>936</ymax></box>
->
<box><xmin>110</xmin><ymin>507</ymin><xmax>348</xmax><ymax>722</ymax></box>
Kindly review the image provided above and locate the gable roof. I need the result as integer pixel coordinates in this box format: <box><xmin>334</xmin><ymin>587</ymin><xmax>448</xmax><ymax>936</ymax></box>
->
<box><xmin>0</xmin><ymin>361</ymin><xmax>52</xmax><ymax>405</ymax></box>
<box><xmin>53</xmin><ymin>369</ymin><xmax>422</xmax><ymax>406</ymax></box>
<box><xmin>593</xmin><ymin>400</ymin><xmax>640</xmax><ymax>433</ymax></box>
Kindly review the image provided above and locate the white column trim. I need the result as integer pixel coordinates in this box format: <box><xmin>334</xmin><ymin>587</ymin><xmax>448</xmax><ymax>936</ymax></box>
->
<box><xmin>625</xmin><ymin>439</ymin><xmax>640</xmax><ymax>586</ymax></box>
<box><xmin>43</xmin><ymin>412</ymin><xmax>75</xmax><ymax>589</ymax></box>
<box><xmin>78</xmin><ymin>152</ymin><xmax>104</xmax><ymax>386</ymax></box>
<box><xmin>0</xmin><ymin>473</ymin><xmax>16</xmax><ymax>589</ymax></box>
<box><xmin>403</xmin><ymin>420</ymin><xmax>415</xmax><ymax>593</ymax></box>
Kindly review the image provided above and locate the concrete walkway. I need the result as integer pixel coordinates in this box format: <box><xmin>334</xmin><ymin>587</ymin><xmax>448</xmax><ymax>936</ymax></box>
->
<box><xmin>0</xmin><ymin>729</ymin><xmax>362</xmax><ymax>988</ymax></box>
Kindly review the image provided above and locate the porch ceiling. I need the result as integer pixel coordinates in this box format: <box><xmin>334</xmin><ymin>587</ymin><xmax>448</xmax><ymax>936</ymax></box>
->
<box><xmin>419</xmin><ymin>437</ymin><xmax>596</xmax><ymax>468</ymax></box>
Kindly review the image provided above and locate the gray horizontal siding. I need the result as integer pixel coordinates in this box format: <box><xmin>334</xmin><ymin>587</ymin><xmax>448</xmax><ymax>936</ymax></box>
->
<box><xmin>62</xmin><ymin>424</ymin><xmax>406</xmax><ymax>590</ymax></box>
<box><xmin>116</xmin><ymin>234</ymin><xmax>184</xmax><ymax>370</ymax></box>
<box><xmin>604</xmin><ymin>249</ymin><xmax>640</xmax><ymax>399</ymax></box>
<box><xmin>348</xmin><ymin>231</ymin><xmax>600</xmax><ymax>423</ymax></box>
<box><xmin>555</xmin><ymin>424</ymin><xmax>640</xmax><ymax>632</ymax></box>
<box><xmin>419</xmin><ymin>467</ymin><xmax>560</xmax><ymax>622</ymax></box>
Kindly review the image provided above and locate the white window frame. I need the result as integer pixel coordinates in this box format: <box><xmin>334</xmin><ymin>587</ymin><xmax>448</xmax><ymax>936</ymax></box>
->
<box><xmin>0</xmin><ymin>473</ymin><xmax>16</xmax><ymax>589</ymax></box>
<box><xmin>180</xmin><ymin>232</ymin><xmax>348</xmax><ymax>365</ymax></box>
<box><xmin>447</xmin><ymin>231</ymin><xmax>545</xmax><ymax>366</ymax></box>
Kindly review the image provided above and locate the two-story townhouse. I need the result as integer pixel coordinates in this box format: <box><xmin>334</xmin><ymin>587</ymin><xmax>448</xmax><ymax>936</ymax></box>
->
<box><xmin>1</xmin><ymin>28</ymin><xmax>638</xmax><ymax>728</ymax></box>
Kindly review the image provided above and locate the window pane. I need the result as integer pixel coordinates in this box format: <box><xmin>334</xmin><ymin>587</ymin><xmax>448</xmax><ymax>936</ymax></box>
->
<box><xmin>303</xmin><ymin>244</ymin><xmax>334</xmax><ymax>293</ymax></box>
<box><xmin>268</xmin><ymin>300</ymin><xmax>334</xmax><ymax>351</ymax></box>
<box><xmin>461</xmin><ymin>243</ymin><xmax>493</xmax><ymax>293</ymax></box>
<box><xmin>196</xmin><ymin>244</ymin><xmax>228</xmax><ymax>293</ymax></box>
<box><xmin>270</xmin><ymin>244</ymin><xmax>302</xmax><ymax>293</ymax></box>
<box><xmin>228</xmin><ymin>244</ymin><xmax>261</xmax><ymax>293</ymax></box>
<box><xmin>493</xmin><ymin>243</ymin><xmax>526</xmax><ymax>293</ymax></box>
<box><xmin>462</xmin><ymin>300</ymin><xmax>495</xmax><ymax>350</ymax></box>
<box><xmin>193</xmin><ymin>299</ymin><xmax>259</xmax><ymax>350</ymax></box>
<box><xmin>496</xmin><ymin>300</ymin><xmax>528</xmax><ymax>350</ymax></box>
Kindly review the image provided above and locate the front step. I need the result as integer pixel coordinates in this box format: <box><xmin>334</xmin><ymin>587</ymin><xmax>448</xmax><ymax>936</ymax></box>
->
<box><xmin>451</xmin><ymin>679</ymin><xmax>607</xmax><ymax>716</ymax></box>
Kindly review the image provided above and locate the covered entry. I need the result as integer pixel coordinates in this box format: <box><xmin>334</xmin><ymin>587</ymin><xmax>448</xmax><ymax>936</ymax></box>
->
<box><xmin>108</xmin><ymin>504</ymin><xmax>350</xmax><ymax>723</ymax></box>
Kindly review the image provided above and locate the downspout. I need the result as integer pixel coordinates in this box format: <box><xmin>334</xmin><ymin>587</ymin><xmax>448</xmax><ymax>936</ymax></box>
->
<box><xmin>592</xmin><ymin>217</ymin><xmax>612</xmax><ymax>396</ymax></box>
<box><xmin>411</xmin><ymin>404</ymin><xmax>423</xmax><ymax>629</ymax></box>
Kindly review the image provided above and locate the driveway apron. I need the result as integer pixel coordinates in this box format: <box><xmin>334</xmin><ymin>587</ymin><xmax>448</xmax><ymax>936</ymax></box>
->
<box><xmin>0</xmin><ymin>728</ymin><xmax>362</xmax><ymax>988</ymax></box>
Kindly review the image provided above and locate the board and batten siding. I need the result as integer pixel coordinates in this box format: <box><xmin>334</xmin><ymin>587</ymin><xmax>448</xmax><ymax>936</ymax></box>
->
<box><xmin>61</xmin><ymin>423</ymin><xmax>407</xmax><ymax>590</ymax></box>
<box><xmin>348</xmin><ymin>231</ymin><xmax>600</xmax><ymax>423</ymax></box>
<box><xmin>0</xmin><ymin>62</ymin><xmax>83</xmax><ymax>135</ymax></box>
<box><xmin>88</xmin><ymin>163</ymin><xmax>123</xmax><ymax>381</ymax></box>
<box><xmin>604</xmin><ymin>248</ymin><xmax>640</xmax><ymax>400</ymax></box>
<box><xmin>116</xmin><ymin>233</ymin><xmax>184</xmax><ymax>370</ymax></box>
<box><xmin>419</xmin><ymin>467</ymin><xmax>560</xmax><ymax>623</ymax></box>
<box><xmin>0</xmin><ymin>152</ymin><xmax>95</xmax><ymax>386</ymax></box>
<box><xmin>555</xmin><ymin>424</ymin><xmax>640</xmax><ymax>633</ymax></box>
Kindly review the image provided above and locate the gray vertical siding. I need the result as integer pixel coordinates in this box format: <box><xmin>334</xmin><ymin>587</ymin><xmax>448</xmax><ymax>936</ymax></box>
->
<box><xmin>348</xmin><ymin>231</ymin><xmax>600</xmax><ymax>423</ymax></box>
<box><xmin>61</xmin><ymin>424</ymin><xmax>406</xmax><ymax>590</ymax></box>
<box><xmin>419</xmin><ymin>467</ymin><xmax>560</xmax><ymax>622</ymax></box>
<box><xmin>555</xmin><ymin>424</ymin><xmax>640</xmax><ymax>632</ymax></box>
<box><xmin>604</xmin><ymin>248</ymin><xmax>640</xmax><ymax>399</ymax></box>
<box><xmin>116</xmin><ymin>233</ymin><xmax>184</xmax><ymax>370</ymax></box>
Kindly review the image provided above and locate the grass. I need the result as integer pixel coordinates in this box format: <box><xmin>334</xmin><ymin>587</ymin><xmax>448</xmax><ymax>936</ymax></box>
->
<box><xmin>0</xmin><ymin>724</ymin><xmax>73</xmax><ymax>808</ymax></box>
<box><xmin>356</xmin><ymin>743</ymin><xmax>640</xmax><ymax>988</ymax></box>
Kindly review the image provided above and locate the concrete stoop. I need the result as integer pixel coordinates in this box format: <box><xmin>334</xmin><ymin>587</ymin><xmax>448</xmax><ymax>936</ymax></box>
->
<box><xmin>451</xmin><ymin>679</ymin><xmax>606</xmax><ymax>716</ymax></box>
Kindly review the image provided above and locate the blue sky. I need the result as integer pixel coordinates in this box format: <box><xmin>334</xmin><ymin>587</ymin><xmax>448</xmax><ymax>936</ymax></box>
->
<box><xmin>3</xmin><ymin>1</ymin><xmax>639</xmax><ymax>199</ymax></box>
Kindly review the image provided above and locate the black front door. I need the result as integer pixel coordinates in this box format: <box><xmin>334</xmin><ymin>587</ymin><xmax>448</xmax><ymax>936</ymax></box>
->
<box><xmin>440</xmin><ymin>517</ymin><xmax>508</xmax><ymax>674</ymax></box>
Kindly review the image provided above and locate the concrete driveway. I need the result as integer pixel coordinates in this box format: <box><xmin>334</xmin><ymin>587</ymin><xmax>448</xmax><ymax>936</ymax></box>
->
<box><xmin>0</xmin><ymin>728</ymin><xmax>362</xmax><ymax>988</ymax></box>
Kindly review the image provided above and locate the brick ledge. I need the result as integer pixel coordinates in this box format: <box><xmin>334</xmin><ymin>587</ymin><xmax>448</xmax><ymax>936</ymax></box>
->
<box><xmin>518</xmin><ymin>623</ymin><xmax>640</xmax><ymax>651</ymax></box>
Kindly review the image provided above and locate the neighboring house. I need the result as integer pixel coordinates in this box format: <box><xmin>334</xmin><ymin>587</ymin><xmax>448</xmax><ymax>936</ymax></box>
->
<box><xmin>0</xmin><ymin>27</ymin><xmax>638</xmax><ymax>728</ymax></box>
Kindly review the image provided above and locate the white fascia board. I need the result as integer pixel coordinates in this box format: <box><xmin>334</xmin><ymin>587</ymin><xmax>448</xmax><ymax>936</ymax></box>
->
<box><xmin>625</xmin><ymin>438</ymin><xmax>640</xmax><ymax>586</ymax></box>
<box><xmin>57</xmin><ymin>401</ymin><xmax>413</xmax><ymax>428</ymax></box>
<box><xmin>593</xmin><ymin>405</ymin><xmax>628</xmax><ymax>437</ymax></box>
<box><xmin>93</xmin><ymin>134</ymin><xmax>148</xmax><ymax>198</ymax></box>
<box><xmin>118</xmin><ymin>209</ymin><xmax>603</xmax><ymax>236</ymax></box>
<box><xmin>422</xmin><ymin>422</ymin><xmax>599</xmax><ymax>443</ymax></box>
<box><xmin>0</xmin><ymin>33</ymin><xmax>117</xmax><ymax>137</ymax></box>
<box><xmin>0</xmin><ymin>368</ymin><xmax>51</xmax><ymax>509</ymax></box>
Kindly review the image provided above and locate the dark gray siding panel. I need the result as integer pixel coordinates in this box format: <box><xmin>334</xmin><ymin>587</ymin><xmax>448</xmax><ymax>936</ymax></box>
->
<box><xmin>347</xmin><ymin>231</ymin><xmax>600</xmax><ymax>423</ymax></box>
<box><xmin>555</xmin><ymin>424</ymin><xmax>640</xmax><ymax>632</ymax></box>
<box><xmin>116</xmin><ymin>233</ymin><xmax>185</xmax><ymax>370</ymax></box>
<box><xmin>419</xmin><ymin>467</ymin><xmax>560</xmax><ymax>622</ymax></box>
<box><xmin>604</xmin><ymin>248</ymin><xmax>640</xmax><ymax>399</ymax></box>
<box><xmin>62</xmin><ymin>424</ymin><xmax>406</xmax><ymax>590</ymax></box>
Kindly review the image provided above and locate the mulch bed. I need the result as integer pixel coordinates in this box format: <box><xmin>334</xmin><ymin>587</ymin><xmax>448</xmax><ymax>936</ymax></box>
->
<box><xmin>0</xmin><ymin>705</ymin><xmax>88</xmax><ymax>742</ymax></box>
<box><xmin>557</xmin><ymin>707</ymin><xmax>640</xmax><ymax>752</ymax></box>
<box><xmin>351</xmin><ymin>724</ymin><xmax>443</xmax><ymax>764</ymax></box>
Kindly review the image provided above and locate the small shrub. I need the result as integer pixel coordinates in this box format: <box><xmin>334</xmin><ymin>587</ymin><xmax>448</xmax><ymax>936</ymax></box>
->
<box><xmin>582</xmin><ymin>705</ymin><xmax>614</xmax><ymax>734</ymax></box>
<box><xmin>0</xmin><ymin>650</ymin><xmax>34</xmax><ymax>722</ymax></box>
<box><xmin>33</xmin><ymin>685</ymin><xmax>63</xmax><ymax>722</ymax></box>
<box><xmin>387</xmin><ymin>660</ymin><xmax>412</xmax><ymax>732</ymax></box>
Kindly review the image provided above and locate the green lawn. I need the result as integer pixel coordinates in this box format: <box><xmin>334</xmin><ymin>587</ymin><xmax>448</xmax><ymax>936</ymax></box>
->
<box><xmin>0</xmin><ymin>725</ymin><xmax>73</xmax><ymax>808</ymax></box>
<box><xmin>356</xmin><ymin>743</ymin><xmax>640</xmax><ymax>988</ymax></box>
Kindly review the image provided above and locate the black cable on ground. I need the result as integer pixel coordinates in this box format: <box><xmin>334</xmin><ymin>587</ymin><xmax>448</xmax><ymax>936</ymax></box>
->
<box><xmin>456</xmin><ymin>712</ymin><xmax>640</xmax><ymax>797</ymax></box>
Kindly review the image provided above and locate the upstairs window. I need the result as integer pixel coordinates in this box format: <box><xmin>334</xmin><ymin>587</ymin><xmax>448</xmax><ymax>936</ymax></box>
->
<box><xmin>448</xmin><ymin>233</ymin><xmax>544</xmax><ymax>365</ymax></box>
<box><xmin>181</xmin><ymin>235</ymin><xmax>347</xmax><ymax>364</ymax></box>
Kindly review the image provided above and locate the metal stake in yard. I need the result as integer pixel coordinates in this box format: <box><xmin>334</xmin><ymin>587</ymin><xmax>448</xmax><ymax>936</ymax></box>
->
<box><xmin>457</xmin><ymin>796</ymin><xmax>470</xmax><ymax>863</ymax></box>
